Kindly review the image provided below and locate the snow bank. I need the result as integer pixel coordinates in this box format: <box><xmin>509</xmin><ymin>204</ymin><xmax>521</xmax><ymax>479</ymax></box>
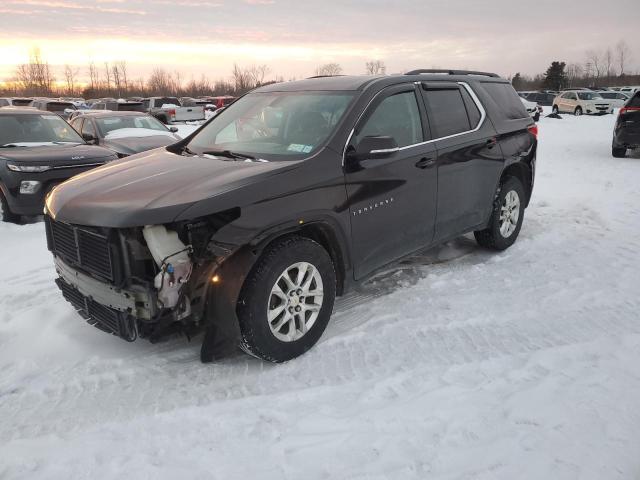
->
<box><xmin>1</xmin><ymin>113</ymin><xmax>639</xmax><ymax>480</ymax></box>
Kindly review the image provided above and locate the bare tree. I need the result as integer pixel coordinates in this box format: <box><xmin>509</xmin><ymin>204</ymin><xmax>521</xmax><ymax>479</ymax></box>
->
<box><xmin>315</xmin><ymin>63</ymin><xmax>343</xmax><ymax>76</ymax></box>
<box><xmin>231</xmin><ymin>64</ymin><xmax>254</xmax><ymax>92</ymax></box>
<box><xmin>147</xmin><ymin>68</ymin><xmax>173</xmax><ymax>95</ymax></box>
<box><xmin>112</xmin><ymin>64</ymin><xmax>122</xmax><ymax>97</ymax></box>
<box><xmin>117</xmin><ymin>61</ymin><xmax>128</xmax><ymax>93</ymax></box>
<box><xmin>604</xmin><ymin>47</ymin><xmax>614</xmax><ymax>80</ymax></box>
<box><xmin>585</xmin><ymin>49</ymin><xmax>603</xmax><ymax>82</ymax></box>
<box><xmin>63</xmin><ymin>65</ymin><xmax>79</xmax><ymax>95</ymax></box>
<box><xmin>566</xmin><ymin>63</ymin><xmax>583</xmax><ymax>87</ymax></box>
<box><xmin>13</xmin><ymin>48</ymin><xmax>55</xmax><ymax>96</ymax></box>
<box><xmin>88</xmin><ymin>61</ymin><xmax>99</xmax><ymax>92</ymax></box>
<box><xmin>249</xmin><ymin>64</ymin><xmax>270</xmax><ymax>87</ymax></box>
<box><xmin>365</xmin><ymin>60</ymin><xmax>386</xmax><ymax>75</ymax></box>
<box><xmin>103</xmin><ymin>62</ymin><xmax>112</xmax><ymax>94</ymax></box>
<box><xmin>616</xmin><ymin>40</ymin><xmax>631</xmax><ymax>76</ymax></box>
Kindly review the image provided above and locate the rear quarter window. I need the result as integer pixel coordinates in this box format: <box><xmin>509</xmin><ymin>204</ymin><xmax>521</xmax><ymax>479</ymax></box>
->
<box><xmin>481</xmin><ymin>82</ymin><xmax>529</xmax><ymax>120</ymax></box>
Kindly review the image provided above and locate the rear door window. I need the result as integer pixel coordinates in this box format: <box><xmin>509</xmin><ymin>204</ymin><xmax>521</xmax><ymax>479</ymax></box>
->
<box><xmin>422</xmin><ymin>88</ymin><xmax>471</xmax><ymax>138</ymax></box>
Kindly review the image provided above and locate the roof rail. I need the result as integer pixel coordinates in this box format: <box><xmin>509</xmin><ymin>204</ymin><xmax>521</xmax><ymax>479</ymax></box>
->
<box><xmin>405</xmin><ymin>69</ymin><xmax>500</xmax><ymax>78</ymax></box>
<box><xmin>306</xmin><ymin>75</ymin><xmax>347</xmax><ymax>79</ymax></box>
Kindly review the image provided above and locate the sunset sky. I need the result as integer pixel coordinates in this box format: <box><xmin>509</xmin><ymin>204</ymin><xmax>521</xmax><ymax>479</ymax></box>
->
<box><xmin>1</xmin><ymin>0</ymin><xmax>639</xmax><ymax>85</ymax></box>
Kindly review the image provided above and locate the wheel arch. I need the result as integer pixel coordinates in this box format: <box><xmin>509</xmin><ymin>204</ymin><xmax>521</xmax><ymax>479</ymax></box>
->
<box><xmin>200</xmin><ymin>217</ymin><xmax>351</xmax><ymax>361</ymax></box>
<box><xmin>500</xmin><ymin>161</ymin><xmax>532</xmax><ymax>207</ymax></box>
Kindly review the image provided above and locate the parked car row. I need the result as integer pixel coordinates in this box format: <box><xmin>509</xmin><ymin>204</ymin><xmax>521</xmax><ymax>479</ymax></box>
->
<box><xmin>0</xmin><ymin>95</ymin><xmax>238</xmax><ymax>125</ymax></box>
<box><xmin>0</xmin><ymin>104</ymin><xmax>186</xmax><ymax>222</ymax></box>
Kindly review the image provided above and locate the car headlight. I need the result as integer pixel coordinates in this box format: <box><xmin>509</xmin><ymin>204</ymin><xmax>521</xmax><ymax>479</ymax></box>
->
<box><xmin>7</xmin><ymin>163</ymin><xmax>52</xmax><ymax>173</ymax></box>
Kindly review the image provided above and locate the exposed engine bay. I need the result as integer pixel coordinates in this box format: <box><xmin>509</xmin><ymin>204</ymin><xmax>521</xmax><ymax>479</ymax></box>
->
<box><xmin>45</xmin><ymin>210</ymin><xmax>242</xmax><ymax>345</ymax></box>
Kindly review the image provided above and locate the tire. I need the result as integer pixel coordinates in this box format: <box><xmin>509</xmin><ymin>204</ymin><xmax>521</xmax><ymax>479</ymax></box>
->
<box><xmin>612</xmin><ymin>145</ymin><xmax>627</xmax><ymax>158</ymax></box>
<box><xmin>236</xmin><ymin>235</ymin><xmax>336</xmax><ymax>362</ymax></box>
<box><xmin>552</xmin><ymin>105</ymin><xmax>559</xmax><ymax>114</ymax></box>
<box><xmin>574</xmin><ymin>106</ymin><xmax>583</xmax><ymax>116</ymax></box>
<box><xmin>474</xmin><ymin>176</ymin><xmax>526</xmax><ymax>251</ymax></box>
<box><xmin>0</xmin><ymin>190</ymin><xmax>19</xmax><ymax>223</ymax></box>
<box><xmin>533</xmin><ymin>112</ymin><xmax>540</xmax><ymax>122</ymax></box>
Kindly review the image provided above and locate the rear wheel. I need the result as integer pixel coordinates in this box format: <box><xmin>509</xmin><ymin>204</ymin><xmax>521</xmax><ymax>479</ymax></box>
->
<box><xmin>474</xmin><ymin>176</ymin><xmax>526</xmax><ymax>251</ymax></box>
<box><xmin>237</xmin><ymin>236</ymin><xmax>336</xmax><ymax>362</ymax></box>
<box><xmin>574</xmin><ymin>106</ymin><xmax>583</xmax><ymax>116</ymax></box>
<box><xmin>0</xmin><ymin>191</ymin><xmax>19</xmax><ymax>223</ymax></box>
<box><xmin>612</xmin><ymin>144</ymin><xmax>627</xmax><ymax>158</ymax></box>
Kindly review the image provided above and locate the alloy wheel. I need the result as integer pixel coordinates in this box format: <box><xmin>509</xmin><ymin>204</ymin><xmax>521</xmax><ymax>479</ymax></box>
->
<box><xmin>267</xmin><ymin>262</ymin><xmax>324</xmax><ymax>342</ymax></box>
<box><xmin>499</xmin><ymin>190</ymin><xmax>521</xmax><ymax>238</ymax></box>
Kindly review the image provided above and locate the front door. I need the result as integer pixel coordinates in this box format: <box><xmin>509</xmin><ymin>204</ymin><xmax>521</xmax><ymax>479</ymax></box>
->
<box><xmin>344</xmin><ymin>84</ymin><xmax>438</xmax><ymax>279</ymax></box>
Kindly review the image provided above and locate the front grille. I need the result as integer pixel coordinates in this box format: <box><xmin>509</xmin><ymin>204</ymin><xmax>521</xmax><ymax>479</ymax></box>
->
<box><xmin>56</xmin><ymin>278</ymin><xmax>136</xmax><ymax>341</ymax></box>
<box><xmin>47</xmin><ymin>217</ymin><xmax>116</xmax><ymax>282</ymax></box>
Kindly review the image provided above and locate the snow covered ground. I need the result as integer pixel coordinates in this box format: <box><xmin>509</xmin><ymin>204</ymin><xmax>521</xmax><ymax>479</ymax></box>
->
<box><xmin>1</xmin><ymin>113</ymin><xmax>640</xmax><ymax>480</ymax></box>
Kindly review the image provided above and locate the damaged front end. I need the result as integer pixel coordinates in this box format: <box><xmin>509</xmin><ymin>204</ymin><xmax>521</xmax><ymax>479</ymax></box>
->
<box><xmin>45</xmin><ymin>210</ymin><xmax>242</xmax><ymax>345</ymax></box>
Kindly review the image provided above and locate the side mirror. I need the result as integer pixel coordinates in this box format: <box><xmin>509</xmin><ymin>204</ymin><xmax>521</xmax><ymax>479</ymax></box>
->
<box><xmin>82</xmin><ymin>133</ymin><xmax>96</xmax><ymax>143</ymax></box>
<box><xmin>353</xmin><ymin>135</ymin><xmax>399</xmax><ymax>161</ymax></box>
<box><xmin>169</xmin><ymin>126</ymin><xmax>179</xmax><ymax>133</ymax></box>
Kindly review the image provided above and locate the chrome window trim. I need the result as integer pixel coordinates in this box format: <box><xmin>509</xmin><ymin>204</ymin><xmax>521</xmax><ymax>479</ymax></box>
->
<box><xmin>342</xmin><ymin>81</ymin><xmax>486</xmax><ymax>165</ymax></box>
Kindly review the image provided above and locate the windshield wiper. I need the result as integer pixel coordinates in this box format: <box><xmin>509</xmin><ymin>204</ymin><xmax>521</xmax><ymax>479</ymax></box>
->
<box><xmin>201</xmin><ymin>150</ymin><xmax>256</xmax><ymax>161</ymax></box>
<box><xmin>182</xmin><ymin>146</ymin><xmax>198</xmax><ymax>156</ymax></box>
<box><xmin>0</xmin><ymin>144</ymin><xmax>25</xmax><ymax>148</ymax></box>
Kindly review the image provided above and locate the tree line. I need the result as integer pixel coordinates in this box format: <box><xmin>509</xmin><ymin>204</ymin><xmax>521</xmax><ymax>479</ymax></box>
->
<box><xmin>0</xmin><ymin>49</ymin><xmax>389</xmax><ymax>99</ymax></box>
<box><xmin>1</xmin><ymin>41</ymin><xmax>637</xmax><ymax>100</ymax></box>
<box><xmin>512</xmin><ymin>40</ymin><xmax>638</xmax><ymax>91</ymax></box>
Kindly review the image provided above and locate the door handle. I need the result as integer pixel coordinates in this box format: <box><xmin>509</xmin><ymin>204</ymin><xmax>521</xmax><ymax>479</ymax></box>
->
<box><xmin>415</xmin><ymin>157</ymin><xmax>435</xmax><ymax>169</ymax></box>
<box><xmin>486</xmin><ymin>137</ymin><xmax>497</xmax><ymax>149</ymax></box>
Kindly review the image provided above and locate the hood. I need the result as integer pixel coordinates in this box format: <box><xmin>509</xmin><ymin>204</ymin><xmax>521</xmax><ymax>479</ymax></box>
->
<box><xmin>0</xmin><ymin>143</ymin><xmax>116</xmax><ymax>166</ymax></box>
<box><xmin>46</xmin><ymin>148</ymin><xmax>302</xmax><ymax>228</ymax></box>
<box><xmin>102</xmin><ymin>135</ymin><xmax>179</xmax><ymax>156</ymax></box>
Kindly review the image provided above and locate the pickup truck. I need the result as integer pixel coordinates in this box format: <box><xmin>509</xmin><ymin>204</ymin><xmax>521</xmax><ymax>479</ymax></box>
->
<box><xmin>144</xmin><ymin>97</ymin><xmax>205</xmax><ymax>124</ymax></box>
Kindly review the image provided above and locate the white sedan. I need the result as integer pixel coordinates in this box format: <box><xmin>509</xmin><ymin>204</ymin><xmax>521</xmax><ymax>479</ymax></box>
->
<box><xmin>552</xmin><ymin>91</ymin><xmax>614</xmax><ymax>116</ymax></box>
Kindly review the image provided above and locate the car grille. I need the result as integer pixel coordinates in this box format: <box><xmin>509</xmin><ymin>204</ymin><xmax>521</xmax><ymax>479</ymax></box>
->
<box><xmin>47</xmin><ymin>217</ymin><xmax>116</xmax><ymax>282</ymax></box>
<box><xmin>56</xmin><ymin>278</ymin><xmax>135</xmax><ymax>340</ymax></box>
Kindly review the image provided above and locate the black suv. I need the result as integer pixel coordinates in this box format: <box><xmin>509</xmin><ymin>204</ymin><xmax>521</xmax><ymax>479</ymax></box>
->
<box><xmin>612</xmin><ymin>92</ymin><xmax>640</xmax><ymax>158</ymax></box>
<box><xmin>0</xmin><ymin>108</ymin><xmax>117</xmax><ymax>222</ymax></box>
<box><xmin>45</xmin><ymin>70</ymin><xmax>537</xmax><ymax>362</ymax></box>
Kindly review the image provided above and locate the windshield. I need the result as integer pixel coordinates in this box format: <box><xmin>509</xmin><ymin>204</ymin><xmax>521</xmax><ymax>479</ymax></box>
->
<box><xmin>156</xmin><ymin>97</ymin><xmax>180</xmax><ymax>107</ymax></box>
<box><xmin>187</xmin><ymin>91</ymin><xmax>355</xmax><ymax>160</ymax></box>
<box><xmin>0</xmin><ymin>114</ymin><xmax>84</xmax><ymax>146</ymax></box>
<box><xmin>577</xmin><ymin>92</ymin><xmax>603</xmax><ymax>100</ymax></box>
<box><xmin>95</xmin><ymin>115</ymin><xmax>168</xmax><ymax>137</ymax></box>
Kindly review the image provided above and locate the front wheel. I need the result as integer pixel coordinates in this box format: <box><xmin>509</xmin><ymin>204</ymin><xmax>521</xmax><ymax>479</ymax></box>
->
<box><xmin>237</xmin><ymin>236</ymin><xmax>336</xmax><ymax>362</ymax></box>
<box><xmin>533</xmin><ymin>112</ymin><xmax>540</xmax><ymax>122</ymax></box>
<box><xmin>552</xmin><ymin>105</ymin><xmax>559</xmax><ymax>114</ymax></box>
<box><xmin>574</xmin><ymin>106</ymin><xmax>583</xmax><ymax>116</ymax></box>
<box><xmin>474</xmin><ymin>176</ymin><xmax>526</xmax><ymax>251</ymax></box>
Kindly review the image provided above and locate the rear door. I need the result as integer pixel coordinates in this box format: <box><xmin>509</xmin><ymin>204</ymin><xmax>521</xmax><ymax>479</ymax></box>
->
<box><xmin>420</xmin><ymin>82</ymin><xmax>502</xmax><ymax>242</ymax></box>
<box><xmin>344</xmin><ymin>84</ymin><xmax>438</xmax><ymax>279</ymax></box>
